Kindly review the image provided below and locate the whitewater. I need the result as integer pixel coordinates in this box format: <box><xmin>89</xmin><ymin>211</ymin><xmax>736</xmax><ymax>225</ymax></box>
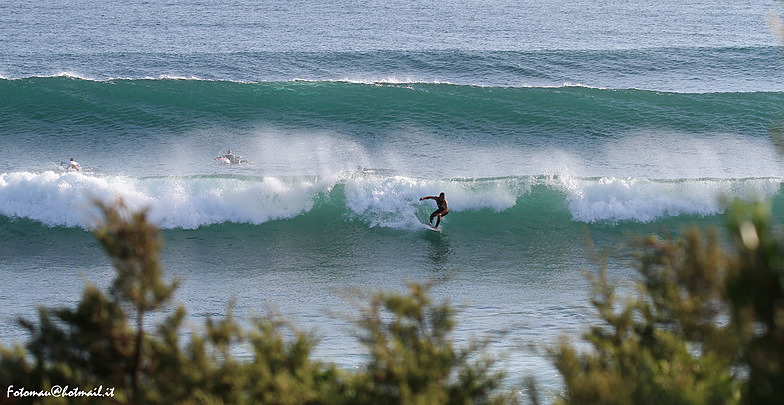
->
<box><xmin>2</xmin><ymin>171</ymin><xmax>783</xmax><ymax>230</ymax></box>
<box><xmin>2</xmin><ymin>0</ymin><xmax>784</xmax><ymax>400</ymax></box>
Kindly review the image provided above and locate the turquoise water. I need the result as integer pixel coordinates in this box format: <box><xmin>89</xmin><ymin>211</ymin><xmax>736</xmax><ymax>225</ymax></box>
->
<box><xmin>1</xmin><ymin>0</ymin><xmax>784</xmax><ymax>399</ymax></box>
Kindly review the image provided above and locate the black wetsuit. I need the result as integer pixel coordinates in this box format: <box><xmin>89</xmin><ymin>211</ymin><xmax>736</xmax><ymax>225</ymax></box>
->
<box><xmin>429</xmin><ymin>197</ymin><xmax>449</xmax><ymax>226</ymax></box>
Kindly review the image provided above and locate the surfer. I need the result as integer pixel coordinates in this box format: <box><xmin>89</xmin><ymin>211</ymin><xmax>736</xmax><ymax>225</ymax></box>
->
<box><xmin>216</xmin><ymin>149</ymin><xmax>246</xmax><ymax>165</ymax></box>
<box><xmin>420</xmin><ymin>192</ymin><xmax>449</xmax><ymax>228</ymax></box>
<box><xmin>64</xmin><ymin>158</ymin><xmax>81</xmax><ymax>171</ymax></box>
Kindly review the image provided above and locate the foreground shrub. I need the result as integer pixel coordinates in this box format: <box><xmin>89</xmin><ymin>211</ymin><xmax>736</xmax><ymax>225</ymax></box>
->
<box><xmin>552</xmin><ymin>201</ymin><xmax>784</xmax><ymax>405</ymax></box>
<box><xmin>345</xmin><ymin>283</ymin><xmax>513</xmax><ymax>405</ymax></box>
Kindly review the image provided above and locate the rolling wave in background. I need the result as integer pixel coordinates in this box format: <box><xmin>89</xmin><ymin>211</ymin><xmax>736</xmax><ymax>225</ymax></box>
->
<box><xmin>2</xmin><ymin>77</ymin><xmax>783</xmax><ymax>180</ymax></box>
<box><xmin>2</xmin><ymin>76</ymin><xmax>782</xmax><ymax>135</ymax></box>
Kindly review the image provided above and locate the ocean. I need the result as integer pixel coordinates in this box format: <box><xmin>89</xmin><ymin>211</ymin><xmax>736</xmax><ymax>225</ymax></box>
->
<box><xmin>2</xmin><ymin>0</ymin><xmax>783</xmax><ymax>399</ymax></box>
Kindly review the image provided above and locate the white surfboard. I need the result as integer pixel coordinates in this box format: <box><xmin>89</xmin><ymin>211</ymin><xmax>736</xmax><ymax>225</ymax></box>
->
<box><xmin>422</xmin><ymin>223</ymin><xmax>441</xmax><ymax>233</ymax></box>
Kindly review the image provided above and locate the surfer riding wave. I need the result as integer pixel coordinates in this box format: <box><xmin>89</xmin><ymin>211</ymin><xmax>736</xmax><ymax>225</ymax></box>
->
<box><xmin>420</xmin><ymin>192</ymin><xmax>448</xmax><ymax>229</ymax></box>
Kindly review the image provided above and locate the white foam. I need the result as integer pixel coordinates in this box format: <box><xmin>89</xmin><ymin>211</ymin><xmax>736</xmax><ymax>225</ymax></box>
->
<box><xmin>142</xmin><ymin>74</ymin><xmax>211</xmax><ymax>81</ymax></box>
<box><xmin>0</xmin><ymin>171</ymin><xmax>336</xmax><ymax>229</ymax></box>
<box><xmin>0</xmin><ymin>171</ymin><xmax>115</xmax><ymax>228</ymax></box>
<box><xmin>1</xmin><ymin>171</ymin><xmax>780</xmax><ymax>229</ymax></box>
<box><xmin>564</xmin><ymin>176</ymin><xmax>782</xmax><ymax>223</ymax></box>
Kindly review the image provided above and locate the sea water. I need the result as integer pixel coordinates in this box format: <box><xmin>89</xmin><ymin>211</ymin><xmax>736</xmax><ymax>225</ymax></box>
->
<box><xmin>1</xmin><ymin>0</ymin><xmax>784</xmax><ymax>399</ymax></box>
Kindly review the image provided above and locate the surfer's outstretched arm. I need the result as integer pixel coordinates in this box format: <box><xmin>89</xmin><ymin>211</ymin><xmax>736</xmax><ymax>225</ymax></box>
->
<box><xmin>419</xmin><ymin>196</ymin><xmax>437</xmax><ymax>201</ymax></box>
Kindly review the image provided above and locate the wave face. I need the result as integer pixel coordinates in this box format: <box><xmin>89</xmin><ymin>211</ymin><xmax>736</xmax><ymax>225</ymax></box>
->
<box><xmin>2</xmin><ymin>77</ymin><xmax>783</xmax><ymax>231</ymax></box>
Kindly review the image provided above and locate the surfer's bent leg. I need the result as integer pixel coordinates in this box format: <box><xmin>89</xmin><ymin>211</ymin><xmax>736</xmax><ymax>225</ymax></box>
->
<box><xmin>431</xmin><ymin>209</ymin><xmax>447</xmax><ymax>227</ymax></box>
<box><xmin>430</xmin><ymin>209</ymin><xmax>442</xmax><ymax>224</ymax></box>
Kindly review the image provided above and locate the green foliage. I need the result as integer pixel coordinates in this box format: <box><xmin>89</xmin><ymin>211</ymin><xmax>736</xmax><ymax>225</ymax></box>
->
<box><xmin>725</xmin><ymin>201</ymin><xmax>784</xmax><ymax>404</ymax></box>
<box><xmin>0</xmin><ymin>200</ymin><xmax>513</xmax><ymax>404</ymax></box>
<box><xmin>552</xmin><ymin>201</ymin><xmax>784</xmax><ymax>405</ymax></box>
<box><xmin>346</xmin><ymin>283</ymin><xmax>514</xmax><ymax>405</ymax></box>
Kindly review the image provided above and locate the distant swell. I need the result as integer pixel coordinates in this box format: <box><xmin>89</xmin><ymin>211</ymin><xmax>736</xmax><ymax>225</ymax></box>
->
<box><xmin>1</xmin><ymin>47</ymin><xmax>782</xmax><ymax>92</ymax></box>
<box><xmin>1</xmin><ymin>171</ymin><xmax>780</xmax><ymax>230</ymax></box>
